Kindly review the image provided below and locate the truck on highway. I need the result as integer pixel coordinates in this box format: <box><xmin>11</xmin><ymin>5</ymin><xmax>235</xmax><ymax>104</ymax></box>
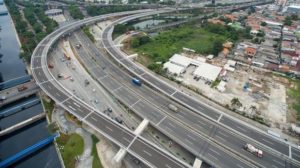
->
<box><xmin>132</xmin><ymin>78</ymin><xmax>142</xmax><ymax>86</ymax></box>
<box><xmin>18</xmin><ymin>86</ymin><xmax>28</xmax><ymax>92</ymax></box>
<box><xmin>244</xmin><ymin>143</ymin><xmax>263</xmax><ymax>157</ymax></box>
<box><xmin>168</xmin><ymin>104</ymin><xmax>178</xmax><ymax>112</ymax></box>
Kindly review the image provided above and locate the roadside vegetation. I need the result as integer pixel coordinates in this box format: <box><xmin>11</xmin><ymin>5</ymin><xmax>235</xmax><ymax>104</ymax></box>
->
<box><xmin>91</xmin><ymin>135</ymin><xmax>103</xmax><ymax>168</ymax></box>
<box><xmin>69</xmin><ymin>4</ymin><xmax>84</xmax><ymax>20</ymax></box>
<box><xmin>5</xmin><ymin>0</ymin><xmax>58</xmax><ymax>63</ymax></box>
<box><xmin>130</xmin><ymin>23</ymin><xmax>245</xmax><ymax>72</ymax></box>
<box><xmin>82</xmin><ymin>26</ymin><xmax>95</xmax><ymax>42</ymax></box>
<box><xmin>42</xmin><ymin>98</ymin><xmax>55</xmax><ymax>122</ymax></box>
<box><xmin>86</xmin><ymin>5</ymin><xmax>140</xmax><ymax>16</ymax></box>
<box><xmin>113</xmin><ymin>24</ymin><xmax>134</xmax><ymax>38</ymax></box>
<box><xmin>56</xmin><ymin>133</ymin><xmax>84</xmax><ymax>168</ymax></box>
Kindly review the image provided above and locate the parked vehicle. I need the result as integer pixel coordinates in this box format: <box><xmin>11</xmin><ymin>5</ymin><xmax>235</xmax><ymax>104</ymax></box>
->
<box><xmin>132</xmin><ymin>78</ymin><xmax>142</xmax><ymax>86</ymax></box>
<box><xmin>244</xmin><ymin>143</ymin><xmax>263</xmax><ymax>157</ymax></box>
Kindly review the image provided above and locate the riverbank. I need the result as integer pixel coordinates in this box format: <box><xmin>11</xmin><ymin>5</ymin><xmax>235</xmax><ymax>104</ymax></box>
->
<box><xmin>4</xmin><ymin>3</ymin><xmax>22</xmax><ymax>48</ymax></box>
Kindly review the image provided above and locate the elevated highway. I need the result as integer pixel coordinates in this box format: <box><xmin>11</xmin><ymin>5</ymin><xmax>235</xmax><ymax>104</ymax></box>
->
<box><xmin>70</xmin><ymin>30</ymin><xmax>254</xmax><ymax>168</ymax></box>
<box><xmin>30</xmin><ymin>1</ymin><xmax>299</xmax><ymax>168</ymax></box>
<box><xmin>100</xmin><ymin>10</ymin><xmax>300</xmax><ymax>168</ymax></box>
<box><xmin>31</xmin><ymin>9</ymin><xmax>190</xmax><ymax>168</ymax></box>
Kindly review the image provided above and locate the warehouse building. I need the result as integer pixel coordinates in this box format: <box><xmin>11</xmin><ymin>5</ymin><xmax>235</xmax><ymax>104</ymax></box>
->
<box><xmin>164</xmin><ymin>54</ymin><xmax>222</xmax><ymax>81</ymax></box>
<box><xmin>193</xmin><ymin>63</ymin><xmax>222</xmax><ymax>82</ymax></box>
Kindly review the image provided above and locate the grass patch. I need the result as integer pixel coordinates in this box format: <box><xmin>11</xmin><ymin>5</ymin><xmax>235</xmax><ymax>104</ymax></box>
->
<box><xmin>287</xmin><ymin>79</ymin><xmax>300</xmax><ymax>121</ymax></box>
<box><xmin>131</xmin><ymin>25</ymin><xmax>229</xmax><ymax>65</ymax></box>
<box><xmin>91</xmin><ymin>135</ymin><xmax>103</xmax><ymax>168</ymax></box>
<box><xmin>42</xmin><ymin>98</ymin><xmax>55</xmax><ymax>122</ymax></box>
<box><xmin>56</xmin><ymin>133</ymin><xmax>84</xmax><ymax>168</ymax></box>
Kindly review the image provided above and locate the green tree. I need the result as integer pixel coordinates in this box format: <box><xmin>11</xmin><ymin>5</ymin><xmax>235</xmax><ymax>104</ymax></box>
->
<box><xmin>231</xmin><ymin>97</ymin><xmax>242</xmax><ymax>108</ymax></box>
<box><xmin>69</xmin><ymin>4</ymin><xmax>84</xmax><ymax>20</ymax></box>
<box><xmin>284</xmin><ymin>16</ymin><xmax>292</xmax><ymax>26</ymax></box>
<box><xmin>131</xmin><ymin>38</ymin><xmax>140</xmax><ymax>48</ymax></box>
<box><xmin>260</xmin><ymin>22</ymin><xmax>267</xmax><ymax>26</ymax></box>
<box><xmin>212</xmin><ymin>40</ymin><xmax>223</xmax><ymax>57</ymax></box>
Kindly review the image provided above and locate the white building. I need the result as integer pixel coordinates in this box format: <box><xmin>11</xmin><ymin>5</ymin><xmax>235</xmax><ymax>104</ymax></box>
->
<box><xmin>163</xmin><ymin>62</ymin><xmax>185</xmax><ymax>76</ymax></box>
<box><xmin>193</xmin><ymin>63</ymin><xmax>222</xmax><ymax>82</ymax></box>
<box><xmin>164</xmin><ymin>53</ymin><xmax>222</xmax><ymax>81</ymax></box>
<box><xmin>45</xmin><ymin>9</ymin><xmax>63</xmax><ymax>16</ymax></box>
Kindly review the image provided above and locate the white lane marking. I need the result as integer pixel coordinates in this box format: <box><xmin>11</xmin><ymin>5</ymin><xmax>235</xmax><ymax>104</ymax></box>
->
<box><xmin>207</xmin><ymin>153</ymin><xmax>218</xmax><ymax>161</ymax></box>
<box><xmin>187</xmin><ymin>134</ymin><xmax>196</xmax><ymax>141</ymax></box>
<box><xmin>209</xmin><ymin>148</ymin><xmax>220</xmax><ymax>156</ymax></box>
<box><xmin>112</xmin><ymin>86</ymin><xmax>122</xmax><ymax>92</ymax></box>
<box><xmin>143</xmin><ymin>150</ymin><xmax>152</xmax><ymax>157</ymax></box>
<box><xmin>218</xmin><ymin>131</ymin><xmax>229</xmax><ymax>138</ymax></box>
<box><xmin>123</xmin><ymin>137</ymin><xmax>131</xmax><ymax>143</ymax></box>
<box><xmin>90</xmin><ymin>116</ymin><xmax>97</xmax><ymax>122</ymax></box>
<box><xmin>262</xmin><ymin>138</ymin><xmax>274</xmax><ymax>145</ymax></box>
<box><xmin>215</xmin><ymin>134</ymin><xmax>226</xmax><ymax>142</ymax></box>
<box><xmin>236</xmin><ymin>164</ymin><xmax>245</xmax><ymax>168</ymax></box>
<box><xmin>39</xmin><ymin>79</ymin><xmax>53</xmax><ymax>85</ymax></box>
<box><xmin>165</xmin><ymin>164</ymin><xmax>172</xmax><ymax>168</ymax></box>
<box><xmin>236</xmin><ymin>126</ymin><xmax>247</xmax><ymax>132</ymax></box>
<box><xmin>272</xmin><ymin>165</ymin><xmax>278</xmax><ymax>168</ymax></box>
<box><xmin>105</xmin><ymin>126</ymin><xmax>113</xmax><ymax>132</ymax></box>
<box><xmin>217</xmin><ymin>114</ymin><xmax>223</xmax><ymax>122</ymax></box>
<box><xmin>130</xmin><ymin>99</ymin><xmax>140</xmax><ymax>108</ymax></box>
<box><xmin>272</xmin><ymin>159</ymin><xmax>284</xmax><ymax>166</ymax></box>
<box><xmin>73</xmin><ymin>102</ymin><xmax>81</xmax><ymax>108</ymax></box>
<box><xmin>289</xmin><ymin>146</ymin><xmax>292</xmax><ymax>158</ymax></box>
<box><xmin>168</xmin><ymin>122</ymin><xmax>176</xmax><ymax>128</ymax></box>
<box><xmin>98</xmin><ymin>75</ymin><xmax>108</xmax><ymax>80</ymax></box>
<box><xmin>184</xmin><ymin>139</ymin><xmax>193</xmax><ymax>145</ymax></box>
<box><xmin>156</xmin><ymin>116</ymin><xmax>167</xmax><ymax>126</ymax></box>
<box><xmin>197</xmin><ymin>119</ymin><xmax>207</xmax><ymax>126</ymax></box>
<box><xmin>61</xmin><ymin>96</ymin><xmax>72</xmax><ymax>104</ymax></box>
<box><xmin>170</xmin><ymin>91</ymin><xmax>177</xmax><ymax>96</ymax></box>
<box><xmin>82</xmin><ymin>111</ymin><xmax>94</xmax><ymax>121</ymax></box>
<box><xmin>164</xmin><ymin>127</ymin><xmax>174</xmax><ymax>133</ymax></box>
<box><xmin>292</xmin><ymin>152</ymin><xmax>300</xmax><ymax>158</ymax></box>
<box><xmin>56</xmin><ymin>92</ymin><xmax>61</xmax><ymax>97</ymax></box>
<box><xmin>68</xmin><ymin>105</ymin><xmax>76</xmax><ymax>111</ymax></box>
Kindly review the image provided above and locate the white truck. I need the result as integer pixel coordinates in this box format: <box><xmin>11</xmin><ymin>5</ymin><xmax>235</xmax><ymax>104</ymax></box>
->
<box><xmin>244</xmin><ymin>143</ymin><xmax>263</xmax><ymax>158</ymax></box>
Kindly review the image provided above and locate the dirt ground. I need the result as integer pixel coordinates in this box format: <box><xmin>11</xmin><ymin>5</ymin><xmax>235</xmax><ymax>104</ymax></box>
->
<box><xmin>176</xmin><ymin>59</ymin><xmax>289</xmax><ymax>127</ymax></box>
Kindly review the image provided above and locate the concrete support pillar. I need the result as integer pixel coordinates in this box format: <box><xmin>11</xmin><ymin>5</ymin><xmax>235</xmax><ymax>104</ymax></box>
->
<box><xmin>193</xmin><ymin>158</ymin><xmax>202</xmax><ymax>168</ymax></box>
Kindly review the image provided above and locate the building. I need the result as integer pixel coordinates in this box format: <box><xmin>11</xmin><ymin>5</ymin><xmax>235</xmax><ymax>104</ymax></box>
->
<box><xmin>245</xmin><ymin>47</ymin><xmax>257</xmax><ymax>57</ymax></box>
<box><xmin>45</xmin><ymin>9</ymin><xmax>63</xmax><ymax>16</ymax></box>
<box><xmin>193</xmin><ymin>63</ymin><xmax>222</xmax><ymax>82</ymax></box>
<box><xmin>164</xmin><ymin>54</ymin><xmax>223</xmax><ymax>81</ymax></box>
<box><xmin>163</xmin><ymin>62</ymin><xmax>185</xmax><ymax>76</ymax></box>
<box><xmin>284</xmin><ymin>5</ymin><xmax>300</xmax><ymax>14</ymax></box>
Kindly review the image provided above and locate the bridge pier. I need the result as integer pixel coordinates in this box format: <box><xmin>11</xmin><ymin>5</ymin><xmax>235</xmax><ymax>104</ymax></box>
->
<box><xmin>114</xmin><ymin>119</ymin><xmax>149</xmax><ymax>162</ymax></box>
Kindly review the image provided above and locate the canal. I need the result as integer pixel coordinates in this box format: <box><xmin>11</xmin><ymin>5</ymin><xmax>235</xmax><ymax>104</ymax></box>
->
<box><xmin>0</xmin><ymin>3</ymin><xmax>61</xmax><ymax>168</ymax></box>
